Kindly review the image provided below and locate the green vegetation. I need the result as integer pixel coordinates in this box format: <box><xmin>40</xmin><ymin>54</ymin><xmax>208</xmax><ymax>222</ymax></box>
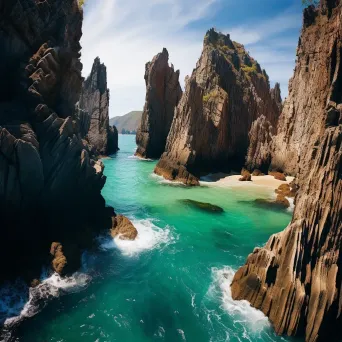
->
<box><xmin>110</xmin><ymin>111</ymin><xmax>143</xmax><ymax>133</ymax></box>
<box><xmin>241</xmin><ymin>64</ymin><xmax>258</xmax><ymax>74</ymax></box>
<box><xmin>78</xmin><ymin>0</ymin><xmax>86</xmax><ymax>7</ymax></box>
<box><xmin>203</xmin><ymin>89</ymin><xmax>219</xmax><ymax>103</ymax></box>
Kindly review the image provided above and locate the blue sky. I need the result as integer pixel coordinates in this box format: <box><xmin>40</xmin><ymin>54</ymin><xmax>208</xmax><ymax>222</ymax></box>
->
<box><xmin>81</xmin><ymin>0</ymin><xmax>303</xmax><ymax>117</ymax></box>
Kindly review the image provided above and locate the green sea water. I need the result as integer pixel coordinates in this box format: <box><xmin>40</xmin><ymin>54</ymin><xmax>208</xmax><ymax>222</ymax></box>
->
<box><xmin>16</xmin><ymin>135</ymin><xmax>294</xmax><ymax>342</ymax></box>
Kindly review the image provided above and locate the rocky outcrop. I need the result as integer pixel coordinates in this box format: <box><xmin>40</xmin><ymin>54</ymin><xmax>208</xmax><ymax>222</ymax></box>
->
<box><xmin>0</xmin><ymin>0</ymin><xmax>113</xmax><ymax>282</ymax></box>
<box><xmin>154</xmin><ymin>30</ymin><xmax>282</xmax><ymax>184</ymax></box>
<box><xmin>78</xmin><ymin>57</ymin><xmax>118</xmax><ymax>155</ymax></box>
<box><xmin>269</xmin><ymin>1</ymin><xmax>342</xmax><ymax>175</ymax></box>
<box><xmin>245</xmin><ymin>115</ymin><xmax>276</xmax><ymax>173</ymax></box>
<box><xmin>136</xmin><ymin>48</ymin><xmax>182</xmax><ymax>159</ymax></box>
<box><xmin>111</xmin><ymin>215</ymin><xmax>138</xmax><ymax>240</ymax></box>
<box><xmin>231</xmin><ymin>2</ymin><xmax>342</xmax><ymax>341</ymax></box>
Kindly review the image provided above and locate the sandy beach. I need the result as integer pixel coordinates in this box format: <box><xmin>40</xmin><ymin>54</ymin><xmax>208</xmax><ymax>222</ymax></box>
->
<box><xmin>200</xmin><ymin>173</ymin><xmax>294</xmax><ymax>192</ymax></box>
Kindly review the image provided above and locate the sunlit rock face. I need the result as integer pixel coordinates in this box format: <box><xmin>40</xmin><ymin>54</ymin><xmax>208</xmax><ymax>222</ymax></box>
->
<box><xmin>154</xmin><ymin>29</ymin><xmax>281</xmax><ymax>185</ymax></box>
<box><xmin>231</xmin><ymin>2</ymin><xmax>342</xmax><ymax>341</ymax></box>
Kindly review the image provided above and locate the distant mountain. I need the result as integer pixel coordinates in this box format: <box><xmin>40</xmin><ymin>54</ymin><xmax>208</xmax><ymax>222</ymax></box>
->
<box><xmin>109</xmin><ymin>111</ymin><xmax>143</xmax><ymax>134</ymax></box>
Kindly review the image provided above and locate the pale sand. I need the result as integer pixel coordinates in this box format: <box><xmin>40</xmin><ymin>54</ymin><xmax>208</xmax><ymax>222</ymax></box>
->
<box><xmin>200</xmin><ymin>173</ymin><xmax>294</xmax><ymax>191</ymax></box>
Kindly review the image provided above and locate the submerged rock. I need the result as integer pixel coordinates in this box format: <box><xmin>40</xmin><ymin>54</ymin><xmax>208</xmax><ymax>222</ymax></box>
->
<box><xmin>111</xmin><ymin>215</ymin><xmax>138</xmax><ymax>240</ymax></box>
<box><xmin>254</xmin><ymin>196</ymin><xmax>290</xmax><ymax>210</ymax></box>
<box><xmin>136</xmin><ymin>48</ymin><xmax>182</xmax><ymax>159</ymax></box>
<box><xmin>180</xmin><ymin>199</ymin><xmax>224</xmax><ymax>213</ymax></box>
<box><xmin>155</xmin><ymin>29</ymin><xmax>281</xmax><ymax>184</ymax></box>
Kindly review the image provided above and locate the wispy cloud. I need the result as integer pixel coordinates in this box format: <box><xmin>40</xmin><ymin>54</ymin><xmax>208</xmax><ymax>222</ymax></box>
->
<box><xmin>81</xmin><ymin>0</ymin><xmax>219</xmax><ymax>116</ymax></box>
<box><xmin>81</xmin><ymin>0</ymin><xmax>301</xmax><ymax>116</ymax></box>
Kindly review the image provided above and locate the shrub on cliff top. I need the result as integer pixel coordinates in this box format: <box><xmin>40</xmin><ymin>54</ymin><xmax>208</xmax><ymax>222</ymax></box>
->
<box><xmin>78</xmin><ymin>0</ymin><xmax>86</xmax><ymax>7</ymax></box>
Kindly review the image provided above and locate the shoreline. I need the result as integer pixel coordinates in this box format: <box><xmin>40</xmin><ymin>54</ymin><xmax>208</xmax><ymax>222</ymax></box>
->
<box><xmin>200</xmin><ymin>173</ymin><xmax>294</xmax><ymax>193</ymax></box>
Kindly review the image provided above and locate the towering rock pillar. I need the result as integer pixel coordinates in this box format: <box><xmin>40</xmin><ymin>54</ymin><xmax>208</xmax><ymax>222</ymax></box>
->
<box><xmin>231</xmin><ymin>2</ymin><xmax>342</xmax><ymax>341</ymax></box>
<box><xmin>155</xmin><ymin>29</ymin><xmax>282</xmax><ymax>184</ymax></box>
<box><xmin>78</xmin><ymin>57</ymin><xmax>118</xmax><ymax>155</ymax></box>
<box><xmin>135</xmin><ymin>48</ymin><xmax>182</xmax><ymax>159</ymax></box>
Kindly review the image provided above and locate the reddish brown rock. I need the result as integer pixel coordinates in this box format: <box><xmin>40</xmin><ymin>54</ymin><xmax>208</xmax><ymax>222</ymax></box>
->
<box><xmin>231</xmin><ymin>2</ymin><xmax>342</xmax><ymax>341</ymax></box>
<box><xmin>50</xmin><ymin>242</ymin><xmax>67</xmax><ymax>275</ymax></box>
<box><xmin>136</xmin><ymin>48</ymin><xmax>182</xmax><ymax>159</ymax></box>
<box><xmin>275</xmin><ymin>183</ymin><xmax>297</xmax><ymax>198</ymax></box>
<box><xmin>269</xmin><ymin>171</ymin><xmax>287</xmax><ymax>181</ymax></box>
<box><xmin>155</xmin><ymin>29</ymin><xmax>281</xmax><ymax>184</ymax></box>
<box><xmin>239</xmin><ymin>168</ymin><xmax>252</xmax><ymax>181</ymax></box>
<box><xmin>78</xmin><ymin>57</ymin><xmax>119</xmax><ymax>155</ymax></box>
<box><xmin>111</xmin><ymin>215</ymin><xmax>138</xmax><ymax>241</ymax></box>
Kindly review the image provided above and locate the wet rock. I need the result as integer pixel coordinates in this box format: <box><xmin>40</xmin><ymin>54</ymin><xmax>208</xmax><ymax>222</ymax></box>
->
<box><xmin>111</xmin><ymin>215</ymin><xmax>138</xmax><ymax>240</ymax></box>
<box><xmin>275</xmin><ymin>183</ymin><xmax>296</xmax><ymax>198</ymax></box>
<box><xmin>254</xmin><ymin>196</ymin><xmax>290</xmax><ymax>210</ymax></box>
<box><xmin>180</xmin><ymin>199</ymin><xmax>224</xmax><ymax>213</ymax></box>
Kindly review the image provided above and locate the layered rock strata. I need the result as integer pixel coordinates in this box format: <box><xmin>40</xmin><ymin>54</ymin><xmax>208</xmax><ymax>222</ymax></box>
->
<box><xmin>0</xmin><ymin>0</ymin><xmax>112</xmax><ymax>282</ymax></box>
<box><xmin>136</xmin><ymin>48</ymin><xmax>182</xmax><ymax>159</ymax></box>
<box><xmin>78</xmin><ymin>57</ymin><xmax>118</xmax><ymax>155</ymax></box>
<box><xmin>154</xmin><ymin>30</ymin><xmax>281</xmax><ymax>184</ymax></box>
<box><xmin>231</xmin><ymin>2</ymin><xmax>342</xmax><ymax>341</ymax></box>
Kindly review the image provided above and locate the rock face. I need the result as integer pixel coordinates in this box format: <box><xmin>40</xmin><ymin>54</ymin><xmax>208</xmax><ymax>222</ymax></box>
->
<box><xmin>78</xmin><ymin>57</ymin><xmax>118</xmax><ymax>155</ymax></box>
<box><xmin>270</xmin><ymin>1</ymin><xmax>342</xmax><ymax>175</ymax></box>
<box><xmin>136</xmin><ymin>48</ymin><xmax>182</xmax><ymax>159</ymax></box>
<box><xmin>231</xmin><ymin>2</ymin><xmax>342</xmax><ymax>341</ymax></box>
<box><xmin>0</xmin><ymin>0</ymin><xmax>113</xmax><ymax>282</ymax></box>
<box><xmin>245</xmin><ymin>115</ymin><xmax>276</xmax><ymax>173</ymax></box>
<box><xmin>154</xmin><ymin>30</ymin><xmax>282</xmax><ymax>185</ymax></box>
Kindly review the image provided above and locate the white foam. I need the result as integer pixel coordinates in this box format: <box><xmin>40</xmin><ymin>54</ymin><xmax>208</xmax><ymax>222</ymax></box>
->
<box><xmin>287</xmin><ymin>197</ymin><xmax>295</xmax><ymax>212</ymax></box>
<box><xmin>101</xmin><ymin>218</ymin><xmax>173</xmax><ymax>257</ymax></box>
<box><xmin>209</xmin><ymin>267</ymin><xmax>270</xmax><ymax>332</ymax></box>
<box><xmin>1</xmin><ymin>272</ymin><xmax>91</xmax><ymax>329</ymax></box>
<box><xmin>150</xmin><ymin>173</ymin><xmax>187</xmax><ymax>187</ymax></box>
<box><xmin>128</xmin><ymin>155</ymin><xmax>154</xmax><ymax>162</ymax></box>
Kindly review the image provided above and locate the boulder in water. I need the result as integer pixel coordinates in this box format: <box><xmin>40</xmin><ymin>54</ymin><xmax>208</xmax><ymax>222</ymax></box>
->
<box><xmin>254</xmin><ymin>195</ymin><xmax>290</xmax><ymax>210</ymax></box>
<box><xmin>111</xmin><ymin>215</ymin><xmax>138</xmax><ymax>240</ymax></box>
<box><xmin>181</xmin><ymin>199</ymin><xmax>224</xmax><ymax>213</ymax></box>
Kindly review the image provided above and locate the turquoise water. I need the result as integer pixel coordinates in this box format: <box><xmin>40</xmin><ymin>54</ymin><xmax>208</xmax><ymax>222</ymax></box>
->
<box><xmin>16</xmin><ymin>135</ymin><xmax>293</xmax><ymax>342</ymax></box>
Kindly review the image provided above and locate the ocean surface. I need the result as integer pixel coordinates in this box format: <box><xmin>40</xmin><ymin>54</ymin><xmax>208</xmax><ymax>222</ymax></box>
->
<box><xmin>10</xmin><ymin>135</ymin><xmax>294</xmax><ymax>342</ymax></box>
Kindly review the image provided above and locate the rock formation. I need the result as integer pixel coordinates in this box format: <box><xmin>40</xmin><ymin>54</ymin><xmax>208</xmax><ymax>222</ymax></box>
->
<box><xmin>231</xmin><ymin>2</ymin><xmax>342</xmax><ymax>341</ymax></box>
<box><xmin>111</xmin><ymin>215</ymin><xmax>138</xmax><ymax>241</ymax></box>
<box><xmin>0</xmin><ymin>0</ymin><xmax>114</xmax><ymax>283</ymax></box>
<box><xmin>136</xmin><ymin>48</ymin><xmax>182</xmax><ymax>159</ymax></box>
<box><xmin>78</xmin><ymin>57</ymin><xmax>118</xmax><ymax>155</ymax></box>
<box><xmin>154</xmin><ymin>30</ymin><xmax>282</xmax><ymax>185</ymax></box>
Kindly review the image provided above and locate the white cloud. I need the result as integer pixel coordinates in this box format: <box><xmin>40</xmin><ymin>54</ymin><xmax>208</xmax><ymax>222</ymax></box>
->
<box><xmin>81</xmin><ymin>0</ymin><xmax>301</xmax><ymax>117</ymax></box>
<box><xmin>81</xmin><ymin>0</ymin><xmax>217</xmax><ymax>117</ymax></box>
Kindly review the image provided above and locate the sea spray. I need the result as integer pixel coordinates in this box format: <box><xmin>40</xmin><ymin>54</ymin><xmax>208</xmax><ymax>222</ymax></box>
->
<box><xmin>101</xmin><ymin>218</ymin><xmax>174</xmax><ymax>257</ymax></box>
<box><xmin>1</xmin><ymin>271</ymin><xmax>91</xmax><ymax>334</ymax></box>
